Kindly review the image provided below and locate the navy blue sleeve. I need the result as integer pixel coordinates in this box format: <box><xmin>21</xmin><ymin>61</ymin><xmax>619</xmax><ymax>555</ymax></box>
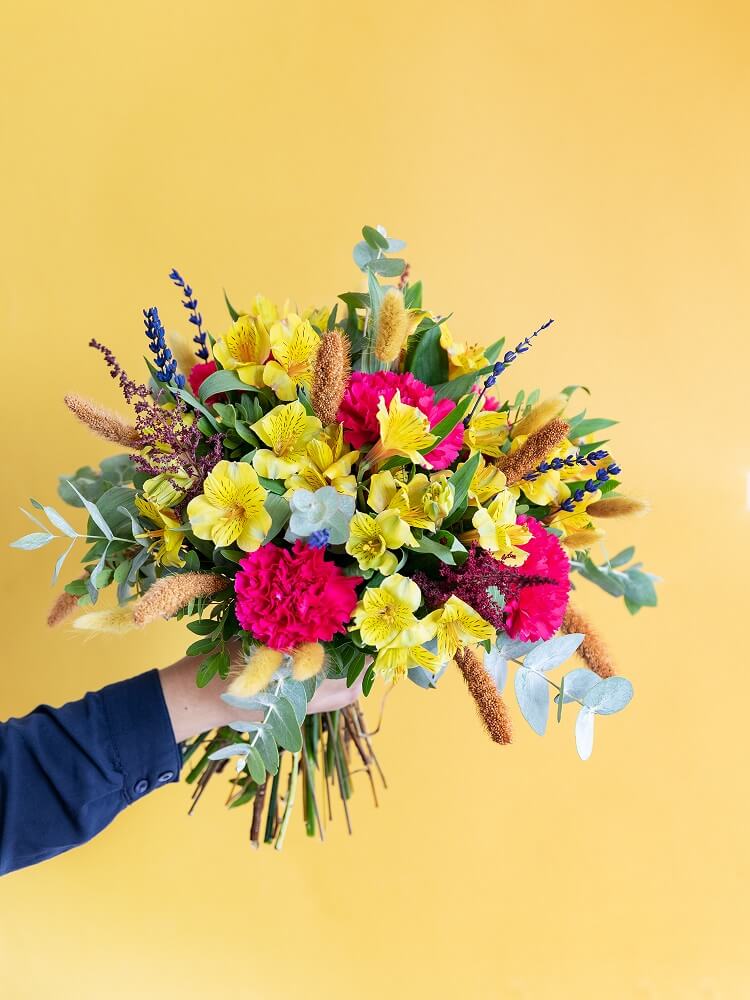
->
<box><xmin>0</xmin><ymin>669</ymin><xmax>182</xmax><ymax>876</ymax></box>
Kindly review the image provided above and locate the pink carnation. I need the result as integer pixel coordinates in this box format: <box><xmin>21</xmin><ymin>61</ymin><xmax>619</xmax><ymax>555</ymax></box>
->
<box><xmin>503</xmin><ymin>516</ymin><xmax>571</xmax><ymax>642</ymax></box>
<box><xmin>234</xmin><ymin>541</ymin><xmax>361</xmax><ymax>651</ymax></box>
<box><xmin>336</xmin><ymin>371</ymin><xmax>464</xmax><ymax>470</ymax></box>
<box><xmin>188</xmin><ymin>360</ymin><xmax>217</xmax><ymax>396</ymax></box>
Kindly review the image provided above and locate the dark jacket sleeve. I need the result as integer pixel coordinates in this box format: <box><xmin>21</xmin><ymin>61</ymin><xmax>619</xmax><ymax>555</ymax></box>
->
<box><xmin>0</xmin><ymin>669</ymin><xmax>182</xmax><ymax>876</ymax></box>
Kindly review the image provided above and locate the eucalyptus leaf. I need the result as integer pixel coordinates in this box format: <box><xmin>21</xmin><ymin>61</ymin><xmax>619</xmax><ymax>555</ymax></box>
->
<box><xmin>64</xmin><ymin>482</ymin><xmax>114</xmax><ymax>540</ymax></box>
<box><xmin>583</xmin><ymin>676</ymin><xmax>634</xmax><ymax>715</ymax></box>
<box><xmin>43</xmin><ymin>506</ymin><xmax>77</xmax><ymax>538</ymax></box>
<box><xmin>559</xmin><ymin>667</ymin><xmax>600</xmax><ymax>704</ymax></box>
<box><xmin>523</xmin><ymin>633</ymin><xmax>584</xmax><ymax>673</ymax></box>
<box><xmin>367</xmin><ymin>257</ymin><xmax>406</xmax><ymax>277</ymax></box>
<box><xmin>10</xmin><ymin>531</ymin><xmax>55</xmax><ymax>550</ymax></box>
<box><xmin>575</xmin><ymin>707</ymin><xmax>596</xmax><ymax>760</ymax></box>
<box><xmin>208</xmin><ymin>742</ymin><xmax>249</xmax><ymax>762</ymax></box>
<box><xmin>51</xmin><ymin>540</ymin><xmax>76</xmax><ymax>584</ymax></box>
<box><xmin>265</xmin><ymin>696</ymin><xmax>303</xmax><ymax>752</ymax></box>
<box><xmin>514</xmin><ymin>666</ymin><xmax>550</xmax><ymax>735</ymax></box>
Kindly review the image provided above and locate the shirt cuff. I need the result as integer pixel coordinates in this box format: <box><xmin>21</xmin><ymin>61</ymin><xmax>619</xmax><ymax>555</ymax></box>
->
<box><xmin>97</xmin><ymin>669</ymin><xmax>182</xmax><ymax>804</ymax></box>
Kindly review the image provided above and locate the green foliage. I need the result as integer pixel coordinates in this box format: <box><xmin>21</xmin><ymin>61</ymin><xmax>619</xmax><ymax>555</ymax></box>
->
<box><xmin>408</xmin><ymin>324</ymin><xmax>448</xmax><ymax>385</ymax></box>
<box><xmin>570</xmin><ymin>549</ymin><xmax>659</xmax><ymax>613</ymax></box>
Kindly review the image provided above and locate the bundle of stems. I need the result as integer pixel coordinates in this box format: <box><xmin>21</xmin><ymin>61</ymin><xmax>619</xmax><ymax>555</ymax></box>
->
<box><xmin>180</xmin><ymin>702</ymin><xmax>386</xmax><ymax>849</ymax></box>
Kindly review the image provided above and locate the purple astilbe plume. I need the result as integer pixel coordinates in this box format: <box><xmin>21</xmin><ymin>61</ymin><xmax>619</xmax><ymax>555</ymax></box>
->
<box><xmin>414</xmin><ymin>544</ymin><xmax>555</xmax><ymax>630</ymax></box>
<box><xmin>89</xmin><ymin>338</ymin><xmax>223</xmax><ymax>504</ymax></box>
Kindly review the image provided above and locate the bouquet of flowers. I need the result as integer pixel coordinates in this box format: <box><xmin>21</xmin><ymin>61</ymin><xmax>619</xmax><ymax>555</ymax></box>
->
<box><xmin>12</xmin><ymin>225</ymin><xmax>657</xmax><ymax>847</ymax></box>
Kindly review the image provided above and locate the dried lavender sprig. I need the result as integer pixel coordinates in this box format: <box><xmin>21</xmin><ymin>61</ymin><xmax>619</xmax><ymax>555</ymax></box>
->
<box><xmin>308</xmin><ymin>529</ymin><xmax>330</xmax><ymax>549</ymax></box>
<box><xmin>144</xmin><ymin>306</ymin><xmax>185</xmax><ymax>388</ymax></box>
<box><xmin>169</xmin><ymin>268</ymin><xmax>209</xmax><ymax>360</ymax></box>
<box><xmin>465</xmin><ymin>318</ymin><xmax>554</xmax><ymax>425</ymax></box>
<box><xmin>524</xmin><ymin>449</ymin><xmax>610</xmax><ymax>482</ymax></box>
<box><xmin>558</xmin><ymin>462</ymin><xmax>621</xmax><ymax>512</ymax></box>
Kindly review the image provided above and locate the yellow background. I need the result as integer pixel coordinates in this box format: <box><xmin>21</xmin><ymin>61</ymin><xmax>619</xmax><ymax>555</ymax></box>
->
<box><xmin>1</xmin><ymin>2</ymin><xmax>748</xmax><ymax>997</ymax></box>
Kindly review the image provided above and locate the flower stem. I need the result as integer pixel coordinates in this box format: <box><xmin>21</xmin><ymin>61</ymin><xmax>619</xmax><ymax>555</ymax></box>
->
<box><xmin>274</xmin><ymin>752</ymin><xmax>301</xmax><ymax>851</ymax></box>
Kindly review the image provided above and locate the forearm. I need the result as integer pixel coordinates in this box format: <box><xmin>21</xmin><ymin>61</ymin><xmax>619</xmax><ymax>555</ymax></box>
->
<box><xmin>159</xmin><ymin>655</ymin><xmax>361</xmax><ymax>744</ymax></box>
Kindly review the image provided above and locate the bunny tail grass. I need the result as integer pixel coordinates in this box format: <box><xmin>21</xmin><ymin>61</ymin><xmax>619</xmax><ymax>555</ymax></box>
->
<box><xmin>374</xmin><ymin>288</ymin><xmax>410</xmax><ymax>363</ymax></box>
<box><xmin>454</xmin><ymin>646</ymin><xmax>513</xmax><ymax>745</ymax></box>
<box><xmin>64</xmin><ymin>394</ymin><xmax>141</xmax><ymax>448</ymax></box>
<box><xmin>562</xmin><ymin>603</ymin><xmax>616</xmax><ymax>678</ymax></box>
<box><xmin>229</xmin><ymin>648</ymin><xmax>284</xmax><ymax>697</ymax></box>
<box><xmin>311</xmin><ymin>329</ymin><xmax>351</xmax><ymax>425</ymax></box>
<box><xmin>587</xmin><ymin>496</ymin><xmax>651</xmax><ymax>519</ymax></box>
<box><xmin>497</xmin><ymin>418</ymin><xmax>571</xmax><ymax>485</ymax></box>
<box><xmin>291</xmin><ymin>642</ymin><xmax>326</xmax><ymax>681</ymax></box>
<box><xmin>72</xmin><ymin>608</ymin><xmax>137</xmax><ymax>634</ymax></box>
<box><xmin>132</xmin><ymin>573</ymin><xmax>226</xmax><ymax>626</ymax></box>
<box><xmin>511</xmin><ymin>395</ymin><xmax>568</xmax><ymax>438</ymax></box>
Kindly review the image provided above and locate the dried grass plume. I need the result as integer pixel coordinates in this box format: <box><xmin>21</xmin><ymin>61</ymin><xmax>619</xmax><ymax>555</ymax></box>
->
<box><xmin>587</xmin><ymin>496</ymin><xmax>651</xmax><ymax>519</ymax></box>
<box><xmin>311</xmin><ymin>329</ymin><xmax>351</xmax><ymax>425</ymax></box>
<box><xmin>72</xmin><ymin>608</ymin><xmax>137</xmax><ymax>634</ymax></box>
<box><xmin>374</xmin><ymin>288</ymin><xmax>409</xmax><ymax>363</ymax></box>
<box><xmin>455</xmin><ymin>646</ymin><xmax>513</xmax><ymax>745</ymax></box>
<box><xmin>561</xmin><ymin>527</ymin><xmax>605</xmax><ymax>551</ymax></box>
<box><xmin>46</xmin><ymin>590</ymin><xmax>79</xmax><ymax>628</ymax></box>
<box><xmin>497</xmin><ymin>418</ymin><xmax>571</xmax><ymax>485</ymax></box>
<box><xmin>291</xmin><ymin>642</ymin><xmax>326</xmax><ymax>681</ymax></box>
<box><xmin>229</xmin><ymin>647</ymin><xmax>284</xmax><ymax>697</ymax></box>
<box><xmin>511</xmin><ymin>395</ymin><xmax>568</xmax><ymax>438</ymax></box>
<box><xmin>132</xmin><ymin>573</ymin><xmax>226</xmax><ymax>626</ymax></box>
<box><xmin>64</xmin><ymin>394</ymin><xmax>141</xmax><ymax>448</ymax></box>
<box><xmin>562</xmin><ymin>603</ymin><xmax>616</xmax><ymax>678</ymax></box>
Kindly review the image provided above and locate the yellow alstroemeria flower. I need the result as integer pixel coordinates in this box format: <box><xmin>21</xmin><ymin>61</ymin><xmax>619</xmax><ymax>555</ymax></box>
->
<box><xmin>439</xmin><ymin>325</ymin><xmax>489</xmax><ymax>380</ymax></box>
<box><xmin>251</xmin><ymin>401</ymin><xmax>323</xmax><ymax>480</ymax></box>
<box><xmin>345</xmin><ymin>510</ymin><xmax>416</xmax><ymax>575</ymax></box>
<box><xmin>548</xmin><ymin>489</ymin><xmax>602</xmax><ymax>539</ymax></box>
<box><xmin>284</xmin><ymin>424</ymin><xmax>359</xmax><ymax>497</ymax></box>
<box><xmin>300</xmin><ymin>305</ymin><xmax>331</xmax><ymax>331</ymax></box>
<box><xmin>464</xmin><ymin>409</ymin><xmax>511</xmax><ymax>457</ymax></box>
<box><xmin>246</xmin><ymin>293</ymin><xmax>280</xmax><ymax>328</ymax></box>
<box><xmin>368</xmin><ymin>471</ymin><xmax>436</xmax><ymax>529</ymax></box>
<box><xmin>365</xmin><ymin>390</ymin><xmax>437</xmax><ymax>468</ymax></box>
<box><xmin>213</xmin><ymin>315</ymin><xmax>270</xmax><ymax>388</ymax></box>
<box><xmin>263</xmin><ymin>314</ymin><xmax>320</xmax><ymax>401</ymax></box>
<box><xmin>423</xmin><ymin>596</ymin><xmax>496</xmax><ymax>661</ymax></box>
<box><xmin>134</xmin><ymin>496</ymin><xmax>186</xmax><ymax>568</ymax></box>
<box><xmin>141</xmin><ymin>469</ymin><xmax>193</xmax><ymax>509</ymax></box>
<box><xmin>187</xmin><ymin>460</ymin><xmax>271</xmax><ymax>551</ymax></box>
<box><xmin>466</xmin><ymin>455</ymin><xmax>508</xmax><ymax>507</ymax></box>
<box><xmin>374</xmin><ymin>629</ymin><xmax>441</xmax><ymax>682</ymax></box>
<box><xmin>352</xmin><ymin>574</ymin><xmax>425</xmax><ymax>648</ymax></box>
<box><xmin>507</xmin><ymin>436</ymin><xmax>575</xmax><ymax>507</ymax></box>
<box><xmin>422</xmin><ymin>477</ymin><xmax>455</xmax><ymax>523</ymax></box>
<box><xmin>468</xmin><ymin>490</ymin><xmax>532</xmax><ymax>565</ymax></box>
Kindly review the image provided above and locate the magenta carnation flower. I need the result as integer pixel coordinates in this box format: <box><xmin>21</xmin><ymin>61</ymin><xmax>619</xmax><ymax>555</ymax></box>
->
<box><xmin>503</xmin><ymin>516</ymin><xmax>570</xmax><ymax>642</ymax></box>
<box><xmin>336</xmin><ymin>371</ymin><xmax>464</xmax><ymax>470</ymax></box>
<box><xmin>234</xmin><ymin>541</ymin><xmax>361</xmax><ymax>651</ymax></box>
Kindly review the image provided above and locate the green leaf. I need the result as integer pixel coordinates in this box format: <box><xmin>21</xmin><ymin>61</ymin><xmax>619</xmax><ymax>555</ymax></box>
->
<box><xmin>569</xmin><ymin>417</ymin><xmax>618</xmax><ymax>438</ymax></box>
<box><xmin>275</xmin><ymin>677</ymin><xmax>308</xmax><ymax>725</ymax></box>
<box><xmin>484</xmin><ymin>337</ymin><xmax>506</xmax><ymax>365</ymax></box>
<box><xmin>264</xmin><ymin>494</ymin><xmax>290</xmax><ymax>543</ymax></box>
<box><xmin>409</xmin><ymin>324</ymin><xmax>448</xmax><ymax>386</ymax></box>
<box><xmin>432</xmin><ymin>365</ymin><xmax>493</xmax><ymax>401</ymax></box>
<box><xmin>266</xmin><ymin>697</ymin><xmax>303</xmax><ymax>752</ymax></box>
<box><xmin>252</xmin><ymin>726</ymin><xmax>280</xmax><ymax>775</ymax></box>
<box><xmin>198</xmin><ymin>369</ymin><xmax>252</xmax><ymax>400</ymax></box>
<box><xmin>609</xmin><ymin>546</ymin><xmax>635</xmax><ymax>568</ymax></box>
<box><xmin>92</xmin><ymin>487</ymin><xmax>139</xmax><ymax>540</ymax></box>
<box><xmin>413</xmin><ymin>535</ymin><xmax>457</xmax><ymax>564</ymax></box>
<box><xmin>561</xmin><ymin>384</ymin><xmax>590</xmax><ymax>398</ymax></box>
<box><xmin>173</xmin><ymin>388</ymin><xmax>220</xmax><ymax>431</ymax></box>
<box><xmin>367</xmin><ymin>257</ymin><xmax>406</xmax><ymax>277</ymax></box>
<box><xmin>447</xmin><ymin>452</ymin><xmax>481</xmax><ymax>516</ymax></box>
<box><xmin>362</xmin><ymin>225</ymin><xmax>389</xmax><ymax>250</ymax></box>
<box><xmin>65</xmin><ymin>482</ymin><xmax>114</xmax><ymax>540</ymax></box>
<box><xmin>362</xmin><ymin>664</ymin><xmax>376</xmax><ymax>696</ymax></box>
<box><xmin>622</xmin><ymin>568</ymin><xmax>658</xmax><ymax>608</ymax></box>
<box><xmin>424</xmin><ymin>394</ymin><xmax>471</xmax><ymax>449</ymax></box>
<box><xmin>43</xmin><ymin>506</ymin><xmax>77</xmax><ymax>538</ymax></box>
<box><xmin>245</xmin><ymin>746</ymin><xmax>266</xmax><ymax>784</ymax></box>
<box><xmin>51</xmin><ymin>540</ymin><xmax>76</xmax><ymax>583</ymax></box>
<box><xmin>580</xmin><ymin>556</ymin><xmax>625</xmax><ymax>597</ymax></box>
<box><xmin>186</xmin><ymin>636</ymin><xmax>220</xmax><ymax>657</ymax></box>
<box><xmin>10</xmin><ymin>531</ymin><xmax>55</xmax><ymax>550</ymax></box>
<box><xmin>196</xmin><ymin>648</ymin><xmax>228</xmax><ymax>688</ymax></box>
<box><xmin>344</xmin><ymin>647</ymin><xmax>366</xmax><ymax>687</ymax></box>
<box><xmin>403</xmin><ymin>281</ymin><xmax>423</xmax><ymax>309</ymax></box>
<box><xmin>224</xmin><ymin>289</ymin><xmax>240</xmax><ymax>321</ymax></box>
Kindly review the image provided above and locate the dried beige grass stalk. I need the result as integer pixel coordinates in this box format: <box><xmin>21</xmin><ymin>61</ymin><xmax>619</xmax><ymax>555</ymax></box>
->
<box><xmin>64</xmin><ymin>394</ymin><xmax>140</xmax><ymax>448</ymax></box>
<box><xmin>455</xmin><ymin>646</ymin><xmax>513</xmax><ymax>745</ymax></box>
<box><xmin>46</xmin><ymin>590</ymin><xmax>79</xmax><ymax>628</ymax></box>
<box><xmin>311</xmin><ymin>329</ymin><xmax>351</xmax><ymax>425</ymax></box>
<box><xmin>374</xmin><ymin>288</ymin><xmax>409</xmax><ymax>363</ymax></box>
<box><xmin>587</xmin><ymin>496</ymin><xmax>651</xmax><ymax>519</ymax></box>
<box><xmin>497</xmin><ymin>418</ymin><xmax>571</xmax><ymax>485</ymax></box>
<box><xmin>132</xmin><ymin>573</ymin><xmax>226</xmax><ymax>626</ymax></box>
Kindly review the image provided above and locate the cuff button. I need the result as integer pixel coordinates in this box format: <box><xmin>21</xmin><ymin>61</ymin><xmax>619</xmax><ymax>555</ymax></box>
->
<box><xmin>133</xmin><ymin>778</ymin><xmax>149</xmax><ymax>795</ymax></box>
<box><xmin>157</xmin><ymin>771</ymin><xmax>175</xmax><ymax>783</ymax></box>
